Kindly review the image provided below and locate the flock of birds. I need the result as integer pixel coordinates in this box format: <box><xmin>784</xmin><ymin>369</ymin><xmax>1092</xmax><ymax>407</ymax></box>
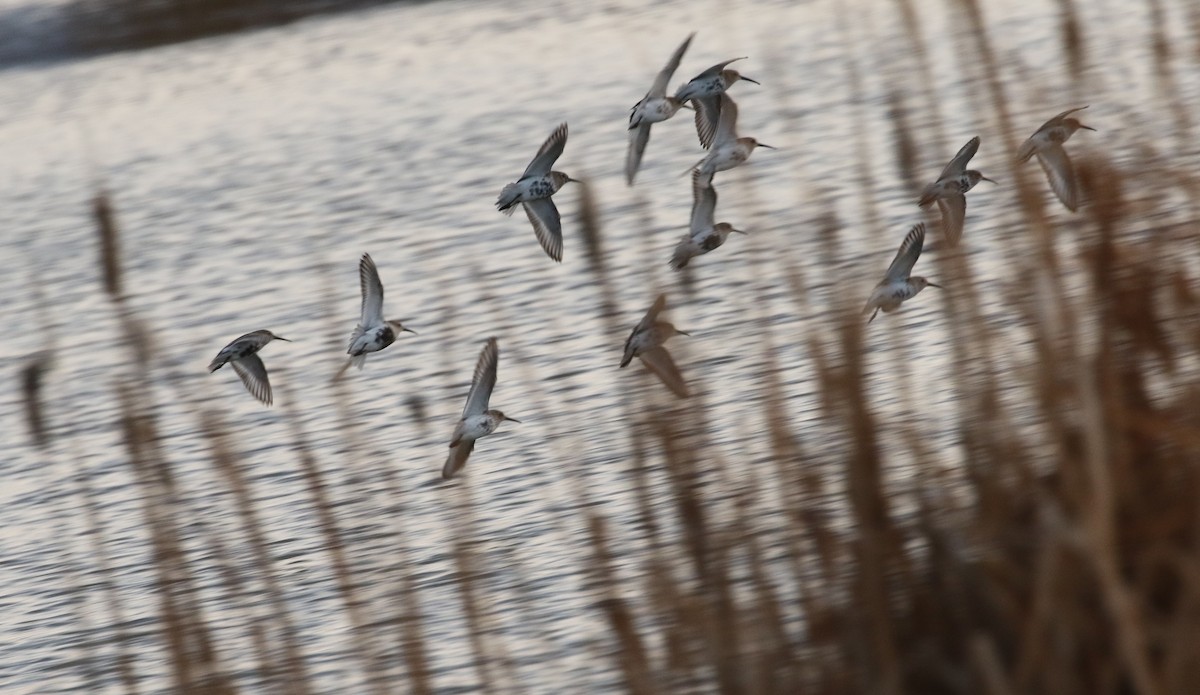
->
<box><xmin>206</xmin><ymin>33</ymin><xmax>1095</xmax><ymax>479</ymax></box>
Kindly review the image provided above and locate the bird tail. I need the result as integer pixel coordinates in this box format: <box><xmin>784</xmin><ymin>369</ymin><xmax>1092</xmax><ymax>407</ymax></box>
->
<box><xmin>669</xmin><ymin>245</ymin><xmax>691</xmax><ymax>271</ymax></box>
<box><xmin>496</xmin><ymin>184</ymin><xmax>520</xmax><ymax>215</ymax></box>
<box><xmin>331</xmin><ymin>355</ymin><xmax>366</xmax><ymax>383</ymax></box>
<box><xmin>681</xmin><ymin>157</ymin><xmax>705</xmax><ymax>178</ymax></box>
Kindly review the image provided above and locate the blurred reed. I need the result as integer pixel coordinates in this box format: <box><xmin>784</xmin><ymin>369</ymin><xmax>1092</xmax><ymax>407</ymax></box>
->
<box><xmin>31</xmin><ymin>1</ymin><xmax>1200</xmax><ymax>693</ymax></box>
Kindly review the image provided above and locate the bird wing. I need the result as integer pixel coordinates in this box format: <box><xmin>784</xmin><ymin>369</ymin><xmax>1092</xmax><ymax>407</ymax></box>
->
<box><xmin>442</xmin><ymin>440</ymin><xmax>475</xmax><ymax>480</ymax></box>
<box><xmin>463</xmin><ymin>337</ymin><xmax>499</xmax><ymax>417</ymax></box>
<box><xmin>639</xmin><ymin>346</ymin><xmax>689</xmax><ymax>398</ymax></box>
<box><xmin>359</xmin><ymin>253</ymin><xmax>385</xmax><ymax>324</ymax></box>
<box><xmin>1036</xmin><ymin>144</ymin><xmax>1078</xmax><ymax>211</ymax></box>
<box><xmin>713</xmin><ymin>93</ymin><xmax>739</xmax><ymax>148</ymax></box>
<box><xmin>522</xmin><ymin>122</ymin><xmax>569</xmax><ymax>178</ymax></box>
<box><xmin>622</xmin><ymin>294</ymin><xmax>667</xmax><ymax>366</ymax></box>
<box><xmin>689</xmin><ymin>169</ymin><xmax>717</xmax><ymax>233</ymax></box>
<box><xmin>938</xmin><ymin>136</ymin><xmax>980</xmax><ymax>180</ymax></box>
<box><xmin>523</xmin><ymin>198</ymin><xmax>563</xmax><ymax>262</ymax></box>
<box><xmin>1037</xmin><ymin>105</ymin><xmax>1089</xmax><ymax>133</ymax></box>
<box><xmin>639</xmin><ymin>293</ymin><xmax>667</xmax><ymax>332</ymax></box>
<box><xmin>693</xmin><ymin>95</ymin><xmax>721</xmax><ymax>149</ymax></box>
<box><xmin>231</xmin><ymin>354</ymin><xmax>272</xmax><ymax>406</ymax></box>
<box><xmin>1016</xmin><ymin>135</ymin><xmax>1039</xmax><ymax>163</ymax></box>
<box><xmin>935</xmin><ymin>195</ymin><xmax>966</xmax><ymax>247</ymax></box>
<box><xmin>883</xmin><ymin>222</ymin><xmax>926</xmax><ymax>282</ymax></box>
<box><xmin>691</xmin><ymin>56</ymin><xmax>746</xmax><ymax>81</ymax></box>
<box><xmin>625</xmin><ymin>123</ymin><xmax>652</xmax><ymax>186</ymax></box>
<box><xmin>649</xmin><ymin>33</ymin><xmax>694</xmax><ymax>97</ymax></box>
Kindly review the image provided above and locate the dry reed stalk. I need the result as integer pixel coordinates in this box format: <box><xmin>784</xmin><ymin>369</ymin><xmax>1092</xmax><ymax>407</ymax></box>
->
<box><xmin>116</xmin><ymin>381</ymin><xmax>236</xmax><ymax>694</ymax></box>
<box><xmin>200</xmin><ymin>409</ymin><xmax>314</xmax><ymax>695</ymax></box>
<box><xmin>448</xmin><ymin>481</ymin><xmax>501</xmax><ymax>695</ymax></box>
<box><xmin>273</xmin><ymin>376</ymin><xmax>390</xmax><ymax>695</ymax></box>
<box><xmin>72</xmin><ymin>443</ymin><xmax>143</xmax><ymax>695</ymax></box>
<box><xmin>21</xmin><ymin>357</ymin><xmax>50</xmax><ymax>449</ymax></box>
<box><xmin>94</xmin><ymin>189</ymin><xmax>122</xmax><ymax>299</ymax></box>
<box><xmin>584</xmin><ymin>511</ymin><xmax>657</xmax><ymax>695</ymax></box>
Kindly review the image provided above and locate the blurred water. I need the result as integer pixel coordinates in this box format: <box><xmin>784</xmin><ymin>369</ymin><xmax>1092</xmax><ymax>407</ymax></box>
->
<box><xmin>1</xmin><ymin>0</ymin><xmax>1197</xmax><ymax>691</ymax></box>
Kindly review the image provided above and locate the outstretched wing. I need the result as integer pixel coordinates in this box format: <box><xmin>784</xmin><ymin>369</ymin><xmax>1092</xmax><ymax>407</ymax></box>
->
<box><xmin>1036</xmin><ymin>144</ymin><xmax>1079</xmax><ymax>211</ymax></box>
<box><xmin>359</xmin><ymin>253</ymin><xmax>385</xmax><ymax>325</ymax></box>
<box><xmin>883</xmin><ymin>222</ymin><xmax>926</xmax><ymax>282</ymax></box>
<box><xmin>689</xmin><ymin>170</ymin><xmax>717</xmax><ymax>233</ymax></box>
<box><xmin>625</xmin><ymin>123</ymin><xmax>652</xmax><ymax>186</ymax></box>
<box><xmin>649</xmin><ymin>33</ymin><xmax>694</xmax><ymax>97</ymax></box>
<box><xmin>935</xmin><ymin>195</ymin><xmax>966</xmax><ymax>247</ymax></box>
<box><xmin>693</xmin><ymin>95</ymin><xmax>721</xmax><ymax>149</ymax></box>
<box><xmin>522</xmin><ymin>122</ymin><xmax>569</xmax><ymax>178</ymax></box>
<box><xmin>231</xmin><ymin>354</ymin><xmax>273</xmax><ymax>406</ymax></box>
<box><xmin>442</xmin><ymin>441</ymin><xmax>475</xmax><ymax>480</ymax></box>
<box><xmin>463</xmin><ymin>337</ymin><xmax>499</xmax><ymax>417</ymax></box>
<box><xmin>523</xmin><ymin>198</ymin><xmax>563</xmax><ymax>262</ymax></box>
<box><xmin>638</xmin><ymin>294</ymin><xmax>667</xmax><ymax>333</ymax></box>
<box><xmin>712</xmin><ymin>93</ymin><xmax>739</xmax><ymax>148</ymax></box>
<box><xmin>640</xmin><ymin>346</ymin><xmax>689</xmax><ymax>398</ymax></box>
<box><xmin>1036</xmin><ymin>105</ymin><xmax>1089</xmax><ymax>134</ymax></box>
<box><xmin>938</xmin><ymin>136</ymin><xmax>980</xmax><ymax>180</ymax></box>
<box><xmin>689</xmin><ymin>57</ymin><xmax>746</xmax><ymax>82</ymax></box>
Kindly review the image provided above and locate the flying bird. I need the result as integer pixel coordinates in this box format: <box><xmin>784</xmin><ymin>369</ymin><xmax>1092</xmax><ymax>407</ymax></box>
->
<box><xmin>670</xmin><ymin>170</ymin><xmax>746</xmax><ymax>270</ymax></box>
<box><xmin>337</xmin><ymin>253</ymin><xmax>416</xmax><ymax>379</ymax></box>
<box><xmin>208</xmin><ymin>329</ymin><xmax>290</xmax><ymax>405</ymax></box>
<box><xmin>1017</xmin><ymin>105</ymin><xmax>1095</xmax><ymax>212</ymax></box>
<box><xmin>626</xmin><ymin>33</ymin><xmax>695</xmax><ymax>185</ymax></box>
<box><xmin>686</xmin><ymin>93</ymin><xmax>773</xmax><ymax>177</ymax></box>
<box><xmin>444</xmin><ymin>337</ymin><xmax>520</xmax><ymax>480</ymax></box>
<box><xmin>863</xmin><ymin>223</ymin><xmax>941</xmax><ymax>323</ymax></box>
<box><xmin>918</xmin><ymin>136</ymin><xmax>994</xmax><ymax>246</ymax></box>
<box><xmin>620</xmin><ymin>294</ymin><xmax>690</xmax><ymax>398</ymax></box>
<box><xmin>497</xmin><ymin>122</ymin><xmax>575</xmax><ymax>261</ymax></box>
<box><xmin>674</xmin><ymin>57</ymin><xmax>760</xmax><ymax>149</ymax></box>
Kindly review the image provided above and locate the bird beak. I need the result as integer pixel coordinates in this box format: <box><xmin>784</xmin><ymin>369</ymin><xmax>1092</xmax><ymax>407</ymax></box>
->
<box><xmin>276</xmin><ymin>336</ymin><xmax>292</xmax><ymax>341</ymax></box>
<box><xmin>980</xmin><ymin>176</ymin><xmax>997</xmax><ymax>184</ymax></box>
<box><xmin>676</xmin><ymin>329</ymin><xmax>691</xmax><ymax>336</ymax></box>
<box><xmin>730</xmin><ymin>228</ymin><xmax>748</xmax><ymax>235</ymax></box>
<box><xmin>1079</xmin><ymin>124</ymin><xmax>1096</xmax><ymax>131</ymax></box>
<box><xmin>927</xmin><ymin>282</ymin><xmax>943</xmax><ymax>289</ymax></box>
<box><xmin>505</xmin><ymin>416</ymin><xmax>522</xmax><ymax>423</ymax></box>
<box><xmin>402</xmin><ymin>327</ymin><xmax>418</xmax><ymax>334</ymax></box>
<box><xmin>741</xmin><ymin>76</ymin><xmax>761</xmax><ymax>85</ymax></box>
<box><xmin>758</xmin><ymin>143</ymin><xmax>777</xmax><ymax>150</ymax></box>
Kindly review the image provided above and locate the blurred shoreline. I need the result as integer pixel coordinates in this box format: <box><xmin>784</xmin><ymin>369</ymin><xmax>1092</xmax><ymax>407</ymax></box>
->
<box><xmin>0</xmin><ymin>0</ymin><xmax>408</xmax><ymax>68</ymax></box>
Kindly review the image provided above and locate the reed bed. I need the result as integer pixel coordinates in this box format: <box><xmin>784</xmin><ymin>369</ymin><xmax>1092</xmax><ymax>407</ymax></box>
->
<box><xmin>16</xmin><ymin>0</ymin><xmax>1200</xmax><ymax>693</ymax></box>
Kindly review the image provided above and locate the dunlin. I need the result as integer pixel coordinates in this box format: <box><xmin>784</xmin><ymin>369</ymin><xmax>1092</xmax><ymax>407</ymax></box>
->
<box><xmin>863</xmin><ymin>222</ymin><xmax>940</xmax><ymax>323</ymax></box>
<box><xmin>1017</xmin><ymin>106</ymin><xmax>1095</xmax><ymax>211</ymax></box>
<box><xmin>496</xmin><ymin>122</ymin><xmax>575</xmax><ymax>262</ymax></box>
<box><xmin>670</xmin><ymin>170</ymin><xmax>746</xmax><ymax>270</ymax></box>
<box><xmin>338</xmin><ymin>253</ymin><xmax>415</xmax><ymax>378</ymax></box>
<box><xmin>444</xmin><ymin>337</ymin><xmax>519</xmax><ymax>480</ymax></box>
<box><xmin>918</xmin><ymin>136</ymin><xmax>994</xmax><ymax>246</ymax></box>
<box><xmin>626</xmin><ymin>32</ymin><xmax>695</xmax><ymax>185</ymax></box>
<box><xmin>620</xmin><ymin>294</ymin><xmax>690</xmax><ymax>398</ymax></box>
<box><xmin>674</xmin><ymin>57</ymin><xmax>759</xmax><ymax>149</ymax></box>
<box><xmin>686</xmin><ymin>93</ymin><xmax>773</xmax><ymax>177</ymax></box>
<box><xmin>208</xmin><ymin>329</ymin><xmax>290</xmax><ymax>405</ymax></box>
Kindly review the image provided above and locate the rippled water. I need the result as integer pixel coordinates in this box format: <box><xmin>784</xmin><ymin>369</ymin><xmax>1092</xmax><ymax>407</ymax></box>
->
<box><xmin>2</xmin><ymin>0</ymin><xmax>1197</xmax><ymax>691</ymax></box>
